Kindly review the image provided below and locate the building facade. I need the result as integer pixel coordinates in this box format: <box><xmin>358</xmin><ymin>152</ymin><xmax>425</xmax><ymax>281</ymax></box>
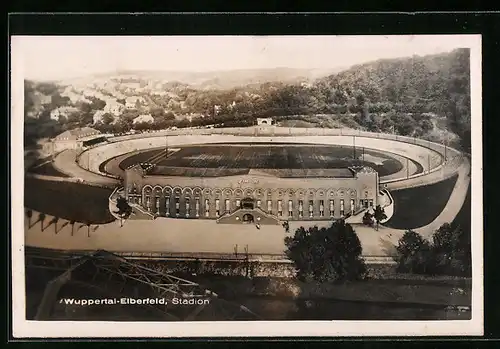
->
<box><xmin>124</xmin><ymin>166</ymin><xmax>379</xmax><ymax>224</ymax></box>
<box><xmin>256</xmin><ymin>117</ymin><xmax>273</xmax><ymax>126</ymax></box>
<box><xmin>43</xmin><ymin>127</ymin><xmax>107</xmax><ymax>154</ymax></box>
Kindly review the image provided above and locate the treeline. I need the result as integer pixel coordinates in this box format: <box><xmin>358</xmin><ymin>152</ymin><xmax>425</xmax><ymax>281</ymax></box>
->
<box><xmin>395</xmin><ymin>223</ymin><xmax>471</xmax><ymax>277</ymax></box>
<box><xmin>284</xmin><ymin>219</ymin><xmax>471</xmax><ymax>284</ymax></box>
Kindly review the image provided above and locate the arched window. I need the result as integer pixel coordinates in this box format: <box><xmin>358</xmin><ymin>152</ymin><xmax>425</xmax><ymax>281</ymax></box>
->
<box><xmin>205</xmin><ymin>199</ymin><xmax>210</xmax><ymax>217</ymax></box>
<box><xmin>165</xmin><ymin>197</ymin><xmax>170</xmax><ymax>216</ymax></box>
<box><xmin>185</xmin><ymin>198</ymin><xmax>191</xmax><ymax>217</ymax></box>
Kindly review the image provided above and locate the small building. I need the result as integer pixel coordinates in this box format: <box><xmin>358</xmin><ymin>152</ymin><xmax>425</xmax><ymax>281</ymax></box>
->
<box><xmin>44</xmin><ymin>127</ymin><xmax>107</xmax><ymax>154</ymax></box>
<box><xmin>256</xmin><ymin>118</ymin><xmax>273</xmax><ymax>126</ymax></box>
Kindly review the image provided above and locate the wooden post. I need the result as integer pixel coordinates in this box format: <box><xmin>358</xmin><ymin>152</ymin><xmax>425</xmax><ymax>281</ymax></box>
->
<box><xmin>244</xmin><ymin>245</ymin><xmax>249</xmax><ymax>278</ymax></box>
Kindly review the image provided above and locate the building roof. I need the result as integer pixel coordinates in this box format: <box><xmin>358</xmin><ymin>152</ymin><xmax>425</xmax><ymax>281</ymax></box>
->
<box><xmin>353</xmin><ymin>166</ymin><xmax>377</xmax><ymax>174</ymax></box>
<box><xmin>142</xmin><ymin>166</ymin><xmax>355</xmax><ymax>178</ymax></box>
<box><xmin>54</xmin><ymin>127</ymin><xmax>101</xmax><ymax>141</ymax></box>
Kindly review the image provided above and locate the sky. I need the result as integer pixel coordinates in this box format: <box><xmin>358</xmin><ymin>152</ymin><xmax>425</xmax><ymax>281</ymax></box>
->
<box><xmin>12</xmin><ymin>35</ymin><xmax>479</xmax><ymax>81</ymax></box>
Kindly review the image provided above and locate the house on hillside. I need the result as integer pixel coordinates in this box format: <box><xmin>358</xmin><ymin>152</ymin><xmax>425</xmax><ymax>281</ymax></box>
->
<box><xmin>43</xmin><ymin>127</ymin><xmax>107</xmax><ymax>154</ymax></box>
<box><xmin>133</xmin><ymin>114</ymin><xmax>154</xmax><ymax>124</ymax></box>
<box><xmin>103</xmin><ymin>101</ymin><xmax>125</xmax><ymax>116</ymax></box>
<box><xmin>125</xmin><ymin>96</ymin><xmax>145</xmax><ymax>109</ymax></box>
<box><xmin>50</xmin><ymin>106</ymin><xmax>79</xmax><ymax>121</ymax></box>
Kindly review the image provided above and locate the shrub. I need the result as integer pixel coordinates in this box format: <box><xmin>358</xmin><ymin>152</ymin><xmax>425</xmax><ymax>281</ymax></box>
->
<box><xmin>284</xmin><ymin>220</ymin><xmax>366</xmax><ymax>283</ymax></box>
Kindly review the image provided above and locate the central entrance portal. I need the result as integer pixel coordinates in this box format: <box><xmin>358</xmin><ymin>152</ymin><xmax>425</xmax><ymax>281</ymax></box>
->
<box><xmin>241</xmin><ymin>197</ymin><xmax>255</xmax><ymax>210</ymax></box>
<box><xmin>242</xmin><ymin>213</ymin><xmax>255</xmax><ymax>224</ymax></box>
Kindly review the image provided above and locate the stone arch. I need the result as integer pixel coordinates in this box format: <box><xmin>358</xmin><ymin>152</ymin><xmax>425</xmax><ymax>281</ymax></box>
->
<box><xmin>337</xmin><ymin>188</ymin><xmax>347</xmax><ymax>197</ymax></box>
<box><xmin>163</xmin><ymin>186</ymin><xmax>172</xmax><ymax>195</ymax></box>
<box><xmin>317</xmin><ymin>189</ymin><xmax>326</xmax><ymax>197</ymax></box>
<box><xmin>286</xmin><ymin>189</ymin><xmax>295</xmax><ymax>197</ymax></box>
<box><xmin>349</xmin><ymin>189</ymin><xmax>357</xmax><ymax>197</ymax></box>
<box><xmin>193</xmin><ymin>187</ymin><xmax>202</xmax><ymax>197</ymax></box>
<box><xmin>234</xmin><ymin>188</ymin><xmax>244</xmax><ymax>197</ymax></box>
<box><xmin>153</xmin><ymin>186</ymin><xmax>163</xmax><ymax>195</ymax></box>
<box><xmin>203</xmin><ymin>188</ymin><xmax>213</xmax><ymax>196</ymax></box>
<box><xmin>328</xmin><ymin>188</ymin><xmax>337</xmax><ymax>197</ymax></box>
<box><xmin>172</xmin><ymin>186</ymin><xmax>183</xmax><ymax>197</ymax></box>
<box><xmin>265</xmin><ymin>189</ymin><xmax>273</xmax><ymax>197</ymax></box>
<box><xmin>183</xmin><ymin>187</ymin><xmax>193</xmax><ymax>196</ymax></box>
<box><xmin>277</xmin><ymin>189</ymin><xmax>285</xmax><ymax>197</ymax></box>
<box><xmin>244</xmin><ymin>188</ymin><xmax>254</xmax><ymax>197</ymax></box>
<box><xmin>297</xmin><ymin>189</ymin><xmax>306</xmax><ymax>197</ymax></box>
<box><xmin>213</xmin><ymin>188</ymin><xmax>222</xmax><ymax>197</ymax></box>
<box><xmin>142</xmin><ymin>185</ymin><xmax>153</xmax><ymax>195</ymax></box>
<box><xmin>307</xmin><ymin>188</ymin><xmax>317</xmax><ymax>197</ymax></box>
<box><xmin>223</xmin><ymin>188</ymin><xmax>234</xmax><ymax>197</ymax></box>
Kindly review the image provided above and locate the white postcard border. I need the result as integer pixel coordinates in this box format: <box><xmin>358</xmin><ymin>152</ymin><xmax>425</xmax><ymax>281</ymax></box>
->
<box><xmin>10</xmin><ymin>34</ymin><xmax>483</xmax><ymax>338</ymax></box>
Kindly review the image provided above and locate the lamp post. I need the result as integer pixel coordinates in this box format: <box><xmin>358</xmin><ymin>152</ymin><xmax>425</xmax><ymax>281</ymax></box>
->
<box><xmin>353</xmin><ymin>135</ymin><xmax>356</xmax><ymax>159</ymax></box>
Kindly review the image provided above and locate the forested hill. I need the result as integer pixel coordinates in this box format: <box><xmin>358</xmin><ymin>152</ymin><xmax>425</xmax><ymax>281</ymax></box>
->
<box><xmin>310</xmin><ymin>48</ymin><xmax>471</xmax><ymax>150</ymax></box>
<box><xmin>24</xmin><ymin>49</ymin><xmax>471</xmax><ymax>152</ymax></box>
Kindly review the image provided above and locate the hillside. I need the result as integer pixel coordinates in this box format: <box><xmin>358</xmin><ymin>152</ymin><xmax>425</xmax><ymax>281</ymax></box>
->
<box><xmin>315</xmin><ymin>48</ymin><xmax>471</xmax><ymax>150</ymax></box>
<box><xmin>23</xmin><ymin>49</ymin><xmax>471</xmax><ymax>151</ymax></box>
<box><xmin>257</xmin><ymin>48</ymin><xmax>471</xmax><ymax>150</ymax></box>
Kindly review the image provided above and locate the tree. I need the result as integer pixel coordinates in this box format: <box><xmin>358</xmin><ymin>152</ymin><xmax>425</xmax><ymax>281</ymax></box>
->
<box><xmin>362</xmin><ymin>211</ymin><xmax>374</xmax><ymax>226</ymax></box>
<box><xmin>284</xmin><ymin>220</ymin><xmax>366</xmax><ymax>283</ymax></box>
<box><xmin>395</xmin><ymin>230</ymin><xmax>433</xmax><ymax>274</ymax></box>
<box><xmin>114</xmin><ymin>196</ymin><xmax>133</xmax><ymax>227</ymax></box>
<box><xmin>420</xmin><ymin>119</ymin><xmax>434</xmax><ymax>133</ymax></box>
<box><xmin>431</xmin><ymin>223</ymin><xmax>471</xmax><ymax>276</ymax></box>
<box><xmin>90</xmin><ymin>97</ymin><xmax>106</xmax><ymax>111</ymax></box>
<box><xmin>101</xmin><ymin>113</ymin><xmax>114</xmax><ymax>125</ymax></box>
<box><xmin>372</xmin><ymin>205</ymin><xmax>387</xmax><ymax>231</ymax></box>
<box><xmin>39</xmin><ymin>213</ymin><xmax>46</xmax><ymax>231</ymax></box>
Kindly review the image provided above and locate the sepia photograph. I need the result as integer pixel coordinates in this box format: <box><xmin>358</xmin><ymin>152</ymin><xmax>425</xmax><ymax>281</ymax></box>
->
<box><xmin>11</xmin><ymin>34</ymin><xmax>483</xmax><ymax>337</ymax></box>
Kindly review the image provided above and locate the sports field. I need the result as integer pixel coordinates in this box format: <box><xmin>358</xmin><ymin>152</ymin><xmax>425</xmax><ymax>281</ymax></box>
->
<box><xmin>120</xmin><ymin>143</ymin><xmax>404</xmax><ymax>177</ymax></box>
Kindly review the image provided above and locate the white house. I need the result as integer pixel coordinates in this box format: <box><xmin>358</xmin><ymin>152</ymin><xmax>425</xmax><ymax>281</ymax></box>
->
<box><xmin>125</xmin><ymin>96</ymin><xmax>144</xmax><ymax>109</ymax></box>
<box><xmin>103</xmin><ymin>101</ymin><xmax>125</xmax><ymax>116</ymax></box>
<box><xmin>132</xmin><ymin>114</ymin><xmax>154</xmax><ymax>124</ymax></box>
<box><xmin>50</xmin><ymin>106</ymin><xmax>79</xmax><ymax>121</ymax></box>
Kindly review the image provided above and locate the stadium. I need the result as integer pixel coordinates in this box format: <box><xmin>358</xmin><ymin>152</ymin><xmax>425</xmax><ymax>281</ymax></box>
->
<box><xmin>25</xmin><ymin>123</ymin><xmax>470</xmax><ymax>256</ymax></box>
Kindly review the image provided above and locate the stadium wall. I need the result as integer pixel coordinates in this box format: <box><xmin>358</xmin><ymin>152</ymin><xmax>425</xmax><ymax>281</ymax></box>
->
<box><xmin>76</xmin><ymin>127</ymin><xmax>451</xmax><ymax>184</ymax></box>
